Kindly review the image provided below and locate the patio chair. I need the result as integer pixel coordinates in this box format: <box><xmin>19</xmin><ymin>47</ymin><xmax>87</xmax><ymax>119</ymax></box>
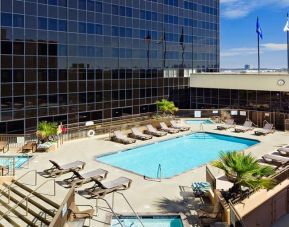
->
<box><xmin>63</xmin><ymin>169</ymin><xmax>108</xmax><ymax>188</ymax></box>
<box><xmin>262</xmin><ymin>154</ymin><xmax>289</xmax><ymax>167</ymax></box>
<box><xmin>43</xmin><ymin>160</ymin><xmax>86</xmax><ymax>177</ymax></box>
<box><xmin>170</xmin><ymin>120</ymin><xmax>190</xmax><ymax>131</ymax></box>
<box><xmin>159</xmin><ymin>122</ymin><xmax>179</xmax><ymax>134</ymax></box>
<box><xmin>234</xmin><ymin>120</ymin><xmax>253</xmax><ymax>133</ymax></box>
<box><xmin>216</xmin><ymin>119</ymin><xmax>235</xmax><ymax>130</ymax></box>
<box><xmin>111</xmin><ymin>130</ymin><xmax>136</xmax><ymax>144</ymax></box>
<box><xmin>0</xmin><ymin>141</ymin><xmax>9</xmax><ymax>153</ymax></box>
<box><xmin>144</xmin><ymin>124</ymin><xmax>167</xmax><ymax>137</ymax></box>
<box><xmin>21</xmin><ymin>141</ymin><xmax>37</xmax><ymax>153</ymax></box>
<box><xmin>67</xmin><ymin>201</ymin><xmax>94</xmax><ymax>222</ymax></box>
<box><xmin>254</xmin><ymin>123</ymin><xmax>274</xmax><ymax>136</ymax></box>
<box><xmin>129</xmin><ymin>127</ymin><xmax>152</xmax><ymax>140</ymax></box>
<box><xmin>81</xmin><ymin>177</ymin><xmax>132</xmax><ymax>199</ymax></box>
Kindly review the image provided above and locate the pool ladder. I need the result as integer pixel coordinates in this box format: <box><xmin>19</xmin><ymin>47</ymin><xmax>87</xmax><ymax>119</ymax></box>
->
<box><xmin>200</xmin><ymin>123</ymin><xmax>204</xmax><ymax>132</ymax></box>
<box><xmin>157</xmin><ymin>164</ymin><xmax>162</xmax><ymax>181</ymax></box>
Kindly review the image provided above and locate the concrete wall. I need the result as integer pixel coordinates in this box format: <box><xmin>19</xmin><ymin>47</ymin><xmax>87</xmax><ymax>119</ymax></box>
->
<box><xmin>190</xmin><ymin>73</ymin><xmax>289</xmax><ymax>91</ymax></box>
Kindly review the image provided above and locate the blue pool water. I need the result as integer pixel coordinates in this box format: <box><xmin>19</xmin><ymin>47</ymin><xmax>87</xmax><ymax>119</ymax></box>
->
<box><xmin>0</xmin><ymin>156</ymin><xmax>31</xmax><ymax>168</ymax></box>
<box><xmin>111</xmin><ymin>216</ymin><xmax>183</xmax><ymax>227</ymax></box>
<box><xmin>97</xmin><ymin>133</ymin><xmax>259</xmax><ymax>178</ymax></box>
<box><xmin>185</xmin><ymin>119</ymin><xmax>213</xmax><ymax>124</ymax></box>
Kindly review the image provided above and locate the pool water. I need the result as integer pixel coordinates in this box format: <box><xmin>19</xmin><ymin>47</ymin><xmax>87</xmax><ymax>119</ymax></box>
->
<box><xmin>185</xmin><ymin>119</ymin><xmax>213</xmax><ymax>124</ymax></box>
<box><xmin>111</xmin><ymin>216</ymin><xmax>183</xmax><ymax>227</ymax></box>
<box><xmin>97</xmin><ymin>133</ymin><xmax>259</xmax><ymax>178</ymax></box>
<box><xmin>0</xmin><ymin>156</ymin><xmax>31</xmax><ymax>168</ymax></box>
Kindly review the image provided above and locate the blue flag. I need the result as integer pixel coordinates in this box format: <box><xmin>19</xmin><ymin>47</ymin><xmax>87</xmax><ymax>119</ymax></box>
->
<box><xmin>256</xmin><ymin>17</ymin><xmax>263</xmax><ymax>39</ymax></box>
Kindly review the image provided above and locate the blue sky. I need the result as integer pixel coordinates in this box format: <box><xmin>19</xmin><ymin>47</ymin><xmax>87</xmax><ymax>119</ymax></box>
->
<box><xmin>221</xmin><ymin>0</ymin><xmax>289</xmax><ymax>69</ymax></box>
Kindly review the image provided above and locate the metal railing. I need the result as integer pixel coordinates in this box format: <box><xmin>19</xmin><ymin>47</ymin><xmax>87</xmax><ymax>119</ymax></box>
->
<box><xmin>112</xmin><ymin>192</ymin><xmax>145</xmax><ymax>227</ymax></box>
<box><xmin>0</xmin><ymin>178</ymin><xmax>56</xmax><ymax>221</ymax></box>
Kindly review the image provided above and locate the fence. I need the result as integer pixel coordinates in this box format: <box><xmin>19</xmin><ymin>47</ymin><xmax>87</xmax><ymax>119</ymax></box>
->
<box><xmin>0</xmin><ymin>156</ymin><xmax>16</xmax><ymax>176</ymax></box>
<box><xmin>178</xmin><ymin>109</ymin><xmax>289</xmax><ymax>131</ymax></box>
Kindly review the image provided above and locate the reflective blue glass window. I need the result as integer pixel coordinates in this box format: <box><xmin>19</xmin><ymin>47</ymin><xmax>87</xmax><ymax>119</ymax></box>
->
<box><xmin>13</xmin><ymin>14</ymin><xmax>24</xmax><ymax>28</ymax></box>
<box><xmin>87</xmin><ymin>0</ymin><xmax>95</xmax><ymax>11</ymax></box>
<box><xmin>79</xmin><ymin>22</ymin><xmax>86</xmax><ymax>33</ymax></box>
<box><xmin>95</xmin><ymin>24</ymin><xmax>102</xmax><ymax>34</ymax></box>
<box><xmin>112</xmin><ymin>5</ymin><xmax>118</xmax><ymax>15</ymax></box>
<box><xmin>95</xmin><ymin>47</ymin><xmax>103</xmax><ymax>57</ymax></box>
<box><xmin>59</xmin><ymin>20</ymin><xmax>67</xmax><ymax>31</ymax></box>
<box><xmin>48</xmin><ymin>18</ymin><xmax>57</xmax><ymax>30</ymax></box>
<box><xmin>119</xmin><ymin>6</ymin><xmax>125</xmax><ymax>16</ymax></box>
<box><xmin>48</xmin><ymin>0</ymin><xmax>57</xmax><ymax>6</ymax></box>
<box><xmin>87</xmin><ymin>23</ymin><xmax>95</xmax><ymax>34</ymax></box>
<box><xmin>95</xmin><ymin>1</ymin><xmax>102</xmax><ymax>12</ymax></box>
<box><xmin>1</xmin><ymin>13</ymin><xmax>12</xmax><ymax>26</ymax></box>
<box><xmin>126</xmin><ymin>7</ymin><xmax>132</xmax><ymax>17</ymax></box>
<box><xmin>112</xmin><ymin>26</ymin><xmax>119</xmax><ymax>36</ymax></box>
<box><xmin>38</xmin><ymin>17</ymin><xmax>47</xmax><ymax>30</ymax></box>
<box><xmin>79</xmin><ymin>0</ymin><xmax>86</xmax><ymax>10</ymax></box>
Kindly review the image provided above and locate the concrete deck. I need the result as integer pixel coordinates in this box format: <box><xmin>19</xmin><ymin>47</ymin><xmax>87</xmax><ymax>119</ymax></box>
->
<box><xmin>4</xmin><ymin>118</ymin><xmax>289</xmax><ymax>226</ymax></box>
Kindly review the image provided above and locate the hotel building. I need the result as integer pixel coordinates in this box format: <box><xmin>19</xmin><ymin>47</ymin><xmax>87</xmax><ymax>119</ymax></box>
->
<box><xmin>0</xmin><ymin>0</ymin><xmax>220</xmax><ymax>134</ymax></box>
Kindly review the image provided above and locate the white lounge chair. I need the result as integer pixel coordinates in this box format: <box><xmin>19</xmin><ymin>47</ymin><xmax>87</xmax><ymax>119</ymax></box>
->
<box><xmin>216</xmin><ymin>119</ymin><xmax>235</xmax><ymax>130</ymax></box>
<box><xmin>159</xmin><ymin>122</ymin><xmax>179</xmax><ymax>134</ymax></box>
<box><xmin>43</xmin><ymin>160</ymin><xmax>86</xmax><ymax>177</ymax></box>
<box><xmin>111</xmin><ymin>130</ymin><xmax>136</xmax><ymax>144</ymax></box>
<box><xmin>144</xmin><ymin>124</ymin><xmax>167</xmax><ymax>137</ymax></box>
<box><xmin>262</xmin><ymin>154</ymin><xmax>289</xmax><ymax>167</ymax></box>
<box><xmin>170</xmin><ymin>120</ymin><xmax>190</xmax><ymax>131</ymax></box>
<box><xmin>234</xmin><ymin>120</ymin><xmax>253</xmax><ymax>133</ymax></box>
<box><xmin>254</xmin><ymin>123</ymin><xmax>274</xmax><ymax>136</ymax></box>
<box><xmin>129</xmin><ymin>127</ymin><xmax>152</xmax><ymax>140</ymax></box>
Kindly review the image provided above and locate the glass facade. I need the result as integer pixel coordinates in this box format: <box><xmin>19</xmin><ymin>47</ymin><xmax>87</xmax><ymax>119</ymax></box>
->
<box><xmin>0</xmin><ymin>0</ymin><xmax>219</xmax><ymax>133</ymax></box>
<box><xmin>187</xmin><ymin>88</ymin><xmax>289</xmax><ymax>113</ymax></box>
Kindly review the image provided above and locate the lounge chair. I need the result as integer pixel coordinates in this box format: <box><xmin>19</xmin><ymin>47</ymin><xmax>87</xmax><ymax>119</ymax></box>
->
<box><xmin>129</xmin><ymin>127</ymin><xmax>152</xmax><ymax>140</ymax></box>
<box><xmin>68</xmin><ymin>201</ymin><xmax>94</xmax><ymax>222</ymax></box>
<box><xmin>254</xmin><ymin>123</ymin><xmax>274</xmax><ymax>136</ymax></box>
<box><xmin>234</xmin><ymin>120</ymin><xmax>253</xmax><ymax>133</ymax></box>
<box><xmin>111</xmin><ymin>131</ymin><xmax>136</xmax><ymax>144</ymax></box>
<box><xmin>277</xmin><ymin>147</ymin><xmax>289</xmax><ymax>156</ymax></box>
<box><xmin>170</xmin><ymin>120</ymin><xmax>190</xmax><ymax>131</ymax></box>
<box><xmin>262</xmin><ymin>154</ymin><xmax>289</xmax><ymax>167</ymax></box>
<box><xmin>43</xmin><ymin>160</ymin><xmax>86</xmax><ymax>177</ymax></box>
<box><xmin>216</xmin><ymin>119</ymin><xmax>235</xmax><ymax>130</ymax></box>
<box><xmin>63</xmin><ymin>169</ymin><xmax>108</xmax><ymax>188</ymax></box>
<box><xmin>0</xmin><ymin>141</ymin><xmax>9</xmax><ymax>153</ymax></box>
<box><xmin>81</xmin><ymin>177</ymin><xmax>132</xmax><ymax>199</ymax></box>
<box><xmin>144</xmin><ymin>124</ymin><xmax>167</xmax><ymax>137</ymax></box>
<box><xmin>159</xmin><ymin>122</ymin><xmax>179</xmax><ymax>134</ymax></box>
<box><xmin>21</xmin><ymin>141</ymin><xmax>37</xmax><ymax>153</ymax></box>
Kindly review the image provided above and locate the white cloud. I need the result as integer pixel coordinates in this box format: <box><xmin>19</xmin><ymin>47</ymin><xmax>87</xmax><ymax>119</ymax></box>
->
<box><xmin>221</xmin><ymin>0</ymin><xmax>289</xmax><ymax>19</ymax></box>
<box><xmin>221</xmin><ymin>43</ymin><xmax>286</xmax><ymax>57</ymax></box>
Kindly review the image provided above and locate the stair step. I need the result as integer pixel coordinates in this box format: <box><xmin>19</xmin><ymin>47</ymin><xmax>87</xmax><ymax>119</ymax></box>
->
<box><xmin>12</xmin><ymin>180</ymin><xmax>60</xmax><ymax>209</ymax></box>
<box><xmin>0</xmin><ymin>198</ymin><xmax>38</xmax><ymax>227</ymax></box>
<box><xmin>3</xmin><ymin>183</ymin><xmax>56</xmax><ymax>217</ymax></box>
<box><xmin>0</xmin><ymin>190</ymin><xmax>51</xmax><ymax>225</ymax></box>
<box><xmin>0</xmin><ymin>208</ymin><xmax>21</xmax><ymax>227</ymax></box>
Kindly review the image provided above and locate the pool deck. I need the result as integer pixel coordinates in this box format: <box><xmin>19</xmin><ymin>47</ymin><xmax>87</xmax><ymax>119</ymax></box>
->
<box><xmin>6</xmin><ymin>118</ymin><xmax>289</xmax><ymax>226</ymax></box>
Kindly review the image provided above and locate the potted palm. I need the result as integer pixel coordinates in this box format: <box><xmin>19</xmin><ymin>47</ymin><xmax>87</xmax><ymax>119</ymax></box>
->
<box><xmin>212</xmin><ymin>151</ymin><xmax>276</xmax><ymax>194</ymax></box>
<box><xmin>36</xmin><ymin>121</ymin><xmax>58</xmax><ymax>143</ymax></box>
<box><xmin>156</xmin><ymin>99</ymin><xmax>179</xmax><ymax>117</ymax></box>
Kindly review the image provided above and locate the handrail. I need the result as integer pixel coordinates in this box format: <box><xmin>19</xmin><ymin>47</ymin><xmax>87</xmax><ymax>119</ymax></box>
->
<box><xmin>157</xmin><ymin>164</ymin><xmax>162</xmax><ymax>181</ymax></box>
<box><xmin>0</xmin><ymin>170</ymin><xmax>37</xmax><ymax>202</ymax></box>
<box><xmin>0</xmin><ymin>178</ymin><xmax>56</xmax><ymax>220</ymax></box>
<box><xmin>200</xmin><ymin>123</ymin><xmax>204</xmax><ymax>131</ymax></box>
<box><xmin>114</xmin><ymin>192</ymin><xmax>145</xmax><ymax>227</ymax></box>
<box><xmin>98</xmin><ymin>198</ymin><xmax>124</xmax><ymax>227</ymax></box>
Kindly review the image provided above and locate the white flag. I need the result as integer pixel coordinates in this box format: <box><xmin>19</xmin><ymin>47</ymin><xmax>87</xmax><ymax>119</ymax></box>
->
<box><xmin>284</xmin><ymin>19</ymin><xmax>289</xmax><ymax>32</ymax></box>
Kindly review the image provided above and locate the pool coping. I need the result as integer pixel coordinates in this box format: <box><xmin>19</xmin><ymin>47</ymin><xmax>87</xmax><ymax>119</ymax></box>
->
<box><xmin>108</xmin><ymin>212</ymin><xmax>190</xmax><ymax>227</ymax></box>
<box><xmin>94</xmin><ymin>131</ymin><xmax>260</xmax><ymax>180</ymax></box>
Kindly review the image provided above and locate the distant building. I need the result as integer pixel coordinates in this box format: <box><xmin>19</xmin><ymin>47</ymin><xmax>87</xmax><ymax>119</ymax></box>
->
<box><xmin>244</xmin><ymin>64</ymin><xmax>251</xmax><ymax>70</ymax></box>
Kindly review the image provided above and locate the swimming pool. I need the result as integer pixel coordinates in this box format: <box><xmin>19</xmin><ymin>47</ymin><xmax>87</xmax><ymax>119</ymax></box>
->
<box><xmin>97</xmin><ymin>133</ymin><xmax>259</xmax><ymax>178</ymax></box>
<box><xmin>111</xmin><ymin>215</ymin><xmax>184</xmax><ymax>227</ymax></box>
<box><xmin>0</xmin><ymin>156</ymin><xmax>31</xmax><ymax>168</ymax></box>
<box><xmin>185</xmin><ymin>119</ymin><xmax>213</xmax><ymax>124</ymax></box>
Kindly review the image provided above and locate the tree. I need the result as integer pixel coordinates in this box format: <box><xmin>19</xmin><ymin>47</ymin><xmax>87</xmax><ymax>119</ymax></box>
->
<box><xmin>36</xmin><ymin>121</ymin><xmax>58</xmax><ymax>143</ymax></box>
<box><xmin>156</xmin><ymin>99</ymin><xmax>179</xmax><ymax>116</ymax></box>
<box><xmin>211</xmin><ymin>151</ymin><xmax>276</xmax><ymax>193</ymax></box>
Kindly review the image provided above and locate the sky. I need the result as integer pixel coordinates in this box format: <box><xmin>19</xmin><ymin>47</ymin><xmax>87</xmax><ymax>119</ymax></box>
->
<box><xmin>220</xmin><ymin>0</ymin><xmax>289</xmax><ymax>69</ymax></box>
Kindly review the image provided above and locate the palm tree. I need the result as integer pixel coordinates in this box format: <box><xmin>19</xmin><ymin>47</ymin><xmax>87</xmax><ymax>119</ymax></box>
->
<box><xmin>156</xmin><ymin>99</ymin><xmax>179</xmax><ymax>116</ymax></box>
<box><xmin>211</xmin><ymin>151</ymin><xmax>276</xmax><ymax>193</ymax></box>
<box><xmin>36</xmin><ymin>121</ymin><xmax>58</xmax><ymax>143</ymax></box>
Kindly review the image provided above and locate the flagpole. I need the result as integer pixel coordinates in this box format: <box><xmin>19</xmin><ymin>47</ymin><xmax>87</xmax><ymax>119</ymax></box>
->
<box><xmin>258</xmin><ymin>33</ymin><xmax>260</xmax><ymax>73</ymax></box>
<box><xmin>287</xmin><ymin>13</ymin><xmax>289</xmax><ymax>74</ymax></box>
